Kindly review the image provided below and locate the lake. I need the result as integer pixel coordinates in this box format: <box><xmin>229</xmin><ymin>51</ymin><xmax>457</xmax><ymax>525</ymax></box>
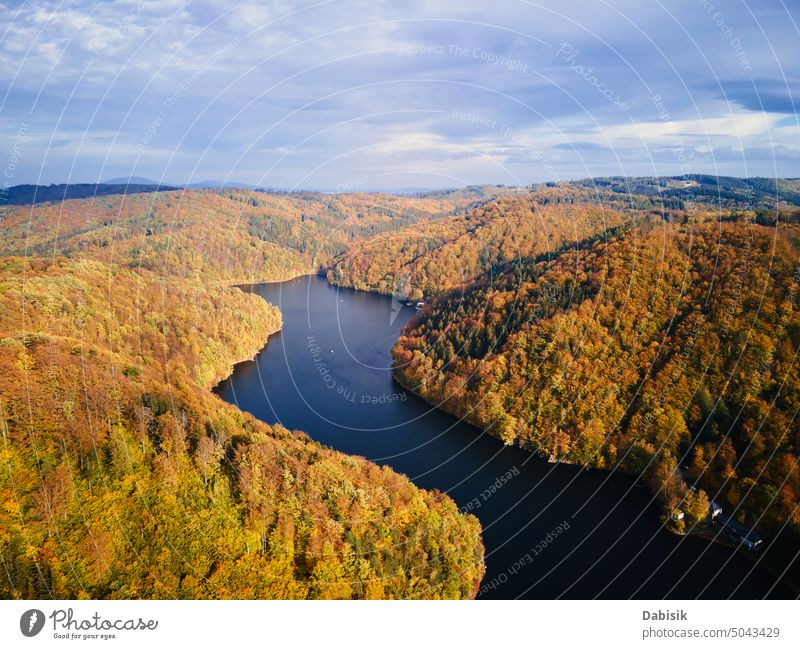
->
<box><xmin>215</xmin><ymin>275</ymin><xmax>795</xmax><ymax>598</ymax></box>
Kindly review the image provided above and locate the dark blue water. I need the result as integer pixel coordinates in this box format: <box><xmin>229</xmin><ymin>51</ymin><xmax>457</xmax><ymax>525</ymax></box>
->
<box><xmin>215</xmin><ymin>275</ymin><xmax>796</xmax><ymax>599</ymax></box>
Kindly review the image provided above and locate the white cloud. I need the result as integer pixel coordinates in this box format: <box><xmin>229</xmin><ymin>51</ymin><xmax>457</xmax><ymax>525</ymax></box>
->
<box><xmin>1</xmin><ymin>0</ymin><xmax>798</xmax><ymax>186</ymax></box>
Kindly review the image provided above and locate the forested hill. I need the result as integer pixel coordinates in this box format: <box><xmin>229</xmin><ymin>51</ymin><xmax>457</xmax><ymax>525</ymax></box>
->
<box><xmin>566</xmin><ymin>175</ymin><xmax>800</xmax><ymax>211</ymax></box>
<box><xmin>326</xmin><ymin>180</ymin><xmax>800</xmax><ymax>302</ymax></box>
<box><xmin>0</xmin><ymin>182</ymin><xmax>179</xmax><ymax>206</ymax></box>
<box><xmin>394</xmin><ymin>217</ymin><xmax>800</xmax><ymax>538</ymax></box>
<box><xmin>0</xmin><ymin>188</ymin><xmax>484</xmax><ymax>283</ymax></box>
<box><xmin>0</xmin><ymin>189</ymin><xmax>485</xmax><ymax>599</ymax></box>
<box><xmin>325</xmin><ymin>187</ymin><xmax>666</xmax><ymax>300</ymax></box>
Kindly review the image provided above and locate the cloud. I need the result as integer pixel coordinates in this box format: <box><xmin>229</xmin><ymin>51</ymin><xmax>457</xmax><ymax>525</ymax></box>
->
<box><xmin>713</xmin><ymin>79</ymin><xmax>800</xmax><ymax>114</ymax></box>
<box><xmin>0</xmin><ymin>0</ymin><xmax>798</xmax><ymax>187</ymax></box>
<box><xmin>553</xmin><ymin>141</ymin><xmax>608</xmax><ymax>151</ymax></box>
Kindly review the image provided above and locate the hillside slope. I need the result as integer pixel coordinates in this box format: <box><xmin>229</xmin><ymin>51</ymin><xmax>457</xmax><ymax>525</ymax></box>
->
<box><xmin>394</xmin><ymin>219</ymin><xmax>800</xmax><ymax>536</ymax></box>
<box><xmin>0</xmin><ymin>252</ymin><xmax>484</xmax><ymax>596</ymax></box>
<box><xmin>0</xmin><ymin>189</ymin><xmax>482</xmax><ymax>284</ymax></box>
<box><xmin>326</xmin><ymin>189</ymin><xmax>658</xmax><ymax>300</ymax></box>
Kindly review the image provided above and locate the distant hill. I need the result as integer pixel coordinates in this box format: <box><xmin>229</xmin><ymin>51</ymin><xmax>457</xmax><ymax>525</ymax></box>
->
<box><xmin>565</xmin><ymin>174</ymin><xmax>800</xmax><ymax>209</ymax></box>
<box><xmin>410</xmin><ymin>184</ymin><xmax>520</xmax><ymax>200</ymax></box>
<box><xmin>326</xmin><ymin>186</ymin><xmax>650</xmax><ymax>299</ymax></box>
<box><xmin>0</xmin><ymin>182</ymin><xmax>179</xmax><ymax>206</ymax></box>
<box><xmin>184</xmin><ymin>180</ymin><xmax>261</xmax><ymax>190</ymax></box>
<box><xmin>102</xmin><ymin>175</ymin><xmax>162</xmax><ymax>185</ymax></box>
<box><xmin>105</xmin><ymin>177</ymin><xmax>262</xmax><ymax>190</ymax></box>
<box><xmin>0</xmin><ymin>188</ymin><xmax>478</xmax><ymax>283</ymax></box>
<box><xmin>8</xmin><ymin>175</ymin><xmax>799</xmax><ymax>209</ymax></box>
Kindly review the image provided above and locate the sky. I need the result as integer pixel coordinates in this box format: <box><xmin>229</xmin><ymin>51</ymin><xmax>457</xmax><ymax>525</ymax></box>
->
<box><xmin>1</xmin><ymin>0</ymin><xmax>798</xmax><ymax>190</ymax></box>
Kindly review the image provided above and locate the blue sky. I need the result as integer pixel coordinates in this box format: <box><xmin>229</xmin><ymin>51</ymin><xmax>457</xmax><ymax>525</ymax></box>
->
<box><xmin>1</xmin><ymin>0</ymin><xmax>798</xmax><ymax>190</ymax></box>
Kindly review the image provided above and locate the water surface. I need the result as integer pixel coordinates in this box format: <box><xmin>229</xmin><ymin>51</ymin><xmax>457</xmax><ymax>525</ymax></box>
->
<box><xmin>215</xmin><ymin>275</ymin><xmax>795</xmax><ymax>599</ymax></box>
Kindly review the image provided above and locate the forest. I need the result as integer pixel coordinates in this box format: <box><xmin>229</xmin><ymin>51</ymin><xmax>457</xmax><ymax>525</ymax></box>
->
<box><xmin>0</xmin><ymin>189</ymin><xmax>487</xmax><ymax>599</ymax></box>
<box><xmin>0</xmin><ymin>182</ymin><xmax>180</xmax><ymax>206</ymax></box>
<box><xmin>0</xmin><ymin>188</ymin><xmax>486</xmax><ymax>283</ymax></box>
<box><xmin>325</xmin><ymin>186</ymin><xmax>686</xmax><ymax>300</ymax></box>
<box><xmin>393</xmin><ymin>211</ymin><xmax>800</xmax><ymax>537</ymax></box>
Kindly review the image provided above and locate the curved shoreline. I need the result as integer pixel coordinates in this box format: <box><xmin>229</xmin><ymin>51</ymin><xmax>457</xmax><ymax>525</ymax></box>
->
<box><xmin>211</xmin><ymin>276</ymin><xmax>487</xmax><ymax>597</ymax></box>
<box><xmin>391</xmin><ymin>361</ymin><xmax>800</xmax><ymax>597</ymax></box>
<box><xmin>216</xmin><ymin>275</ymin><xmax>796</xmax><ymax>598</ymax></box>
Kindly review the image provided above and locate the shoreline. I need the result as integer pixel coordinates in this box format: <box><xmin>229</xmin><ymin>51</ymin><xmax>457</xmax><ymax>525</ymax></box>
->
<box><xmin>217</xmin><ymin>275</ymin><xmax>798</xmax><ymax>599</ymax></box>
<box><xmin>208</xmin><ymin>321</ymin><xmax>283</xmax><ymax>391</ymax></box>
<box><xmin>391</xmin><ymin>367</ymin><xmax>800</xmax><ymax>597</ymax></box>
<box><xmin>212</xmin><ymin>275</ymin><xmax>486</xmax><ymax>598</ymax></box>
<box><xmin>207</xmin><ymin>272</ymin><xmax>317</xmax><ymax>390</ymax></box>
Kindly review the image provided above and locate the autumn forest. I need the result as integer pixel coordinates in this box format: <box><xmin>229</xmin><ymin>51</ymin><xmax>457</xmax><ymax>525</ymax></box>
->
<box><xmin>2</xmin><ymin>176</ymin><xmax>799</xmax><ymax>598</ymax></box>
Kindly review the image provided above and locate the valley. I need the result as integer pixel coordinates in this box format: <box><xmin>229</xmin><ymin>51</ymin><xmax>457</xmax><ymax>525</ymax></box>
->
<box><xmin>2</xmin><ymin>176</ymin><xmax>799</xmax><ymax>598</ymax></box>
